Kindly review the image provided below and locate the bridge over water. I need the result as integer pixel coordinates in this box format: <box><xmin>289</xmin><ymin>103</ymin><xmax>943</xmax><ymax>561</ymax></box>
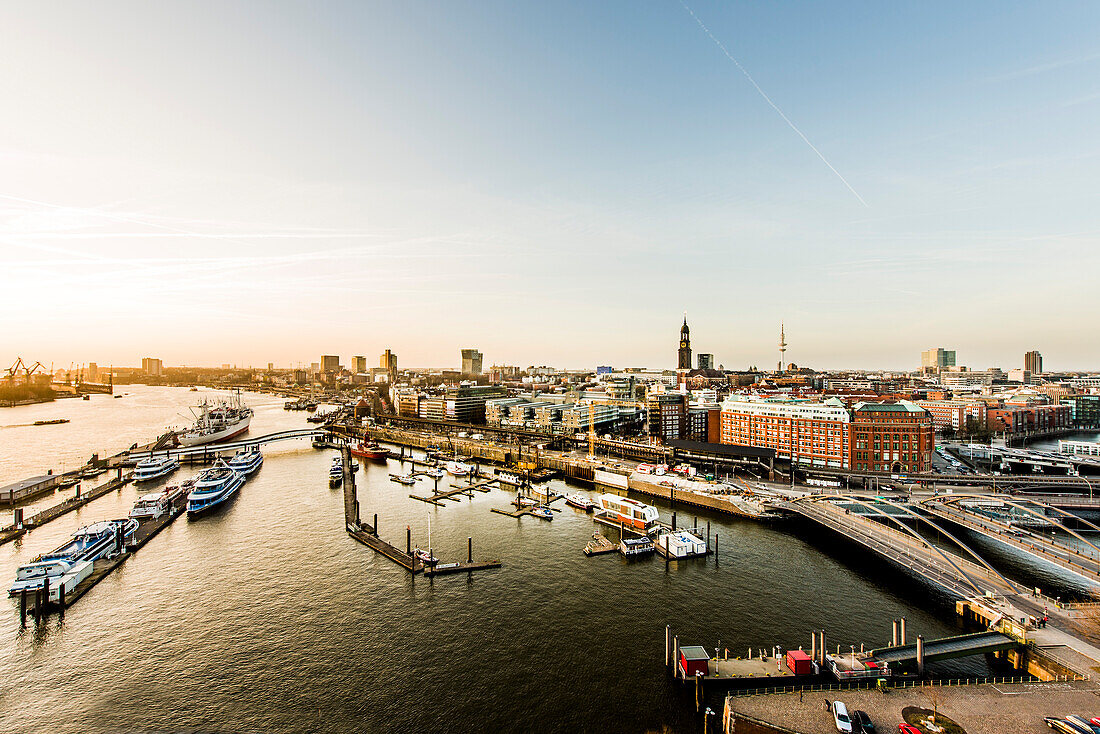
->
<box><xmin>125</xmin><ymin>429</ymin><xmax>326</xmax><ymax>462</ymax></box>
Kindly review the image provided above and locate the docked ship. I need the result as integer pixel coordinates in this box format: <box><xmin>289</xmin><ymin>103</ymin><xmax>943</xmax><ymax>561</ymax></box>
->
<box><xmin>130</xmin><ymin>483</ymin><xmax>190</xmax><ymax>520</ymax></box>
<box><xmin>565</xmin><ymin>494</ymin><xmax>599</xmax><ymax>512</ymax></box>
<box><xmin>596</xmin><ymin>494</ymin><xmax>660</xmax><ymax>531</ymax></box>
<box><xmin>133</xmin><ymin>455</ymin><xmax>180</xmax><ymax>482</ymax></box>
<box><xmin>329</xmin><ymin>457</ymin><xmax>344</xmax><ymax>487</ymax></box>
<box><xmin>8</xmin><ymin>519</ymin><xmax>137</xmax><ymax>602</ymax></box>
<box><xmin>186</xmin><ymin>460</ymin><xmax>245</xmax><ymax>516</ymax></box>
<box><xmin>350</xmin><ymin>442</ymin><xmax>388</xmax><ymax>460</ymax></box>
<box><xmin>226</xmin><ymin>447</ymin><xmax>263</xmax><ymax>476</ymax></box>
<box><xmin>176</xmin><ymin>396</ymin><xmax>253</xmax><ymax>447</ymax></box>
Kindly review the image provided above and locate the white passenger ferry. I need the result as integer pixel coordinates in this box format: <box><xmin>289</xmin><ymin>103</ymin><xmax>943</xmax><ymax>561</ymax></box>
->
<box><xmin>596</xmin><ymin>494</ymin><xmax>660</xmax><ymax>531</ymax></box>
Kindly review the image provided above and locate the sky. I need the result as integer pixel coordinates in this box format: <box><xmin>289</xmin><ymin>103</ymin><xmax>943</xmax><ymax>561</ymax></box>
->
<box><xmin>1</xmin><ymin>1</ymin><xmax>1098</xmax><ymax>372</ymax></box>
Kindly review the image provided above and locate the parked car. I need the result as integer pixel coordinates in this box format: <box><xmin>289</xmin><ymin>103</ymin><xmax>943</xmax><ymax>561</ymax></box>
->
<box><xmin>832</xmin><ymin>701</ymin><xmax>853</xmax><ymax>734</ymax></box>
<box><xmin>852</xmin><ymin>710</ymin><xmax>875</xmax><ymax>734</ymax></box>
<box><xmin>898</xmin><ymin>725</ymin><xmax>921</xmax><ymax>734</ymax></box>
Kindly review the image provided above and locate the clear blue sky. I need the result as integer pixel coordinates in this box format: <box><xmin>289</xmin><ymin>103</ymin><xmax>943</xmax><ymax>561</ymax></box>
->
<box><xmin>1</xmin><ymin>1</ymin><xmax>1098</xmax><ymax>371</ymax></box>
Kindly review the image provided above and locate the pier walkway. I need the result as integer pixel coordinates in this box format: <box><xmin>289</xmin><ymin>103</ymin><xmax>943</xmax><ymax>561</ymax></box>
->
<box><xmin>869</xmin><ymin>631</ymin><xmax>1018</xmax><ymax>665</ymax></box>
<box><xmin>125</xmin><ymin>429</ymin><xmax>324</xmax><ymax>461</ymax></box>
<box><xmin>922</xmin><ymin>495</ymin><xmax>1100</xmax><ymax>586</ymax></box>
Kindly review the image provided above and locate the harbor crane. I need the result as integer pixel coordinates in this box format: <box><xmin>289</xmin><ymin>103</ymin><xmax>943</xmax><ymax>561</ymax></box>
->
<box><xmin>585</xmin><ymin>398</ymin><xmax>644</xmax><ymax>460</ymax></box>
<box><xmin>5</xmin><ymin>357</ymin><xmax>46</xmax><ymax>385</ymax></box>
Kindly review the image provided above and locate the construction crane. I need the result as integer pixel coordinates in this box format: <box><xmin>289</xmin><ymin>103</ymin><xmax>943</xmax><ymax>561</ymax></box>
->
<box><xmin>5</xmin><ymin>357</ymin><xmax>45</xmax><ymax>385</ymax></box>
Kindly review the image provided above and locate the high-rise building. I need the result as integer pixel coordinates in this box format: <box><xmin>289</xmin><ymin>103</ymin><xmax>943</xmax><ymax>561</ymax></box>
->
<box><xmin>141</xmin><ymin>357</ymin><xmax>164</xmax><ymax>376</ymax></box>
<box><xmin>379</xmin><ymin>350</ymin><xmax>397</xmax><ymax>380</ymax></box>
<box><xmin>921</xmin><ymin>348</ymin><xmax>957</xmax><ymax>369</ymax></box>
<box><xmin>87</xmin><ymin>362</ymin><xmax>99</xmax><ymax>382</ymax></box>
<box><xmin>351</xmin><ymin>355</ymin><xmax>367</xmax><ymax>373</ymax></box>
<box><xmin>1024</xmin><ymin>351</ymin><xmax>1043</xmax><ymax>374</ymax></box>
<box><xmin>267</xmin><ymin>362</ymin><xmax>274</xmax><ymax>372</ymax></box>
<box><xmin>461</xmin><ymin>349</ymin><xmax>483</xmax><ymax>375</ymax></box>
<box><xmin>321</xmin><ymin>355</ymin><xmax>340</xmax><ymax>372</ymax></box>
<box><xmin>648</xmin><ymin>392</ymin><xmax>687</xmax><ymax>441</ymax></box>
<box><xmin>677</xmin><ymin>316</ymin><xmax>692</xmax><ymax>370</ymax></box>
<box><xmin>697</xmin><ymin>353</ymin><xmax>714</xmax><ymax>370</ymax></box>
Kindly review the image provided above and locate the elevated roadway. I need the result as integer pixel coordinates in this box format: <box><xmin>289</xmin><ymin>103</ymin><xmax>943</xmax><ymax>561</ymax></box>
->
<box><xmin>922</xmin><ymin>495</ymin><xmax>1100</xmax><ymax>587</ymax></box>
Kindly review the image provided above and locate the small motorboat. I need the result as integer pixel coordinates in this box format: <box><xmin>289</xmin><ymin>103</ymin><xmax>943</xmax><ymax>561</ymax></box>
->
<box><xmin>565</xmin><ymin>493</ymin><xmax>598</xmax><ymax>511</ymax></box>
<box><xmin>57</xmin><ymin>475</ymin><xmax>81</xmax><ymax>489</ymax></box>
<box><xmin>422</xmin><ymin>467</ymin><xmax>445</xmax><ymax>479</ymax></box>
<box><xmin>389</xmin><ymin>474</ymin><xmax>416</xmax><ymax>486</ymax></box>
<box><xmin>413</xmin><ymin>548</ymin><xmax>438</xmax><ymax>565</ymax></box>
<box><xmin>513</xmin><ymin>495</ymin><xmax>537</xmax><ymax>508</ymax></box>
<box><xmin>33</xmin><ymin>419</ymin><xmax>69</xmax><ymax>426</ymax></box>
<box><xmin>329</xmin><ymin>458</ymin><xmax>344</xmax><ymax>487</ymax></box>
<box><xmin>530</xmin><ymin>506</ymin><xmax>553</xmax><ymax>520</ymax></box>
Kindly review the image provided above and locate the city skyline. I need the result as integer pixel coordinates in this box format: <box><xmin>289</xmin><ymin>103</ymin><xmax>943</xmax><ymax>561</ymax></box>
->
<box><xmin>2</xmin><ymin>2</ymin><xmax>1100</xmax><ymax>369</ymax></box>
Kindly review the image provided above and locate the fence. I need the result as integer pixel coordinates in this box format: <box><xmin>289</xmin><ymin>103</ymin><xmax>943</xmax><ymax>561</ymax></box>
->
<box><xmin>723</xmin><ymin>674</ymin><xmax>1090</xmax><ymax>698</ymax></box>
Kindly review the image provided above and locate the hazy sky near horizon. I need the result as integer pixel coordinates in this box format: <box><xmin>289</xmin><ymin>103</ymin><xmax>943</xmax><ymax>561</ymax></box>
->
<box><xmin>2</xmin><ymin>1</ymin><xmax>1099</xmax><ymax>372</ymax></box>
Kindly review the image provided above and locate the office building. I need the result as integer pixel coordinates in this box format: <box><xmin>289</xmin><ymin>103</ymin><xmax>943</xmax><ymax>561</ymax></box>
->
<box><xmin>379</xmin><ymin>350</ymin><xmax>397</xmax><ymax>380</ymax></box>
<box><xmin>461</xmin><ymin>349</ymin><xmax>483</xmax><ymax>375</ymax></box>
<box><xmin>697</xmin><ymin>353</ymin><xmax>714</xmax><ymax>370</ymax></box>
<box><xmin>1024</xmin><ymin>351</ymin><xmax>1043</xmax><ymax>374</ymax></box>
<box><xmin>141</xmin><ymin>357</ymin><xmax>164</xmax><ymax>377</ymax></box>
<box><xmin>921</xmin><ymin>348</ymin><xmax>956</xmax><ymax>369</ymax></box>
<box><xmin>351</xmin><ymin>356</ymin><xmax>367</xmax><ymax>374</ymax></box>
<box><xmin>720</xmin><ymin>396</ymin><xmax>934</xmax><ymax>472</ymax></box>
<box><xmin>87</xmin><ymin>363</ymin><xmax>99</xmax><ymax>382</ymax></box>
<box><xmin>648</xmin><ymin>392</ymin><xmax>687</xmax><ymax>441</ymax></box>
<box><xmin>320</xmin><ymin>355</ymin><xmax>340</xmax><ymax>373</ymax></box>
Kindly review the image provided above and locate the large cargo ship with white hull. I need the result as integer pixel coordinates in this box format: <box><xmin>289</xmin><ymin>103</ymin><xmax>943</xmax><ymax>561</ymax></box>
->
<box><xmin>176</xmin><ymin>395</ymin><xmax>253</xmax><ymax>447</ymax></box>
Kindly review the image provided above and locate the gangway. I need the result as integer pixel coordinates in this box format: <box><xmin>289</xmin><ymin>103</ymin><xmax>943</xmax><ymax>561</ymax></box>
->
<box><xmin>868</xmin><ymin>630</ymin><xmax>1019</xmax><ymax>666</ymax></box>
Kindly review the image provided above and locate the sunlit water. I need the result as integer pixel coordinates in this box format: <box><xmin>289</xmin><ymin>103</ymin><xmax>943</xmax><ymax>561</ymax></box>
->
<box><xmin>0</xmin><ymin>387</ymin><xmax>1052</xmax><ymax>733</ymax></box>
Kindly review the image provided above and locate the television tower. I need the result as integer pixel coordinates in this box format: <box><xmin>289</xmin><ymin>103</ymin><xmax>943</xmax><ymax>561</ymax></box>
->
<box><xmin>778</xmin><ymin>323</ymin><xmax>787</xmax><ymax>373</ymax></box>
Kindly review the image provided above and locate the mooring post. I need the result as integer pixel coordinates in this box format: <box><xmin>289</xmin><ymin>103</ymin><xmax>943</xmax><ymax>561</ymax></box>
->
<box><xmin>673</xmin><ymin>635</ymin><xmax>680</xmax><ymax>678</ymax></box>
<box><xmin>916</xmin><ymin>634</ymin><xmax>925</xmax><ymax>675</ymax></box>
<box><xmin>900</xmin><ymin>617</ymin><xmax>907</xmax><ymax>646</ymax></box>
<box><xmin>373</xmin><ymin>513</ymin><xmax>378</xmax><ymax>536</ymax></box>
<box><xmin>672</xmin><ymin>512</ymin><xmax>677</xmax><ymax>530</ymax></box>
<box><xmin>58</xmin><ymin>582</ymin><xmax>65</xmax><ymax>620</ymax></box>
<box><xmin>468</xmin><ymin>537</ymin><xmax>472</xmax><ymax>563</ymax></box>
<box><xmin>811</xmin><ymin>631</ymin><xmax>817</xmax><ymax>662</ymax></box>
<box><xmin>819</xmin><ymin>631</ymin><xmax>826</xmax><ymax>666</ymax></box>
<box><xmin>892</xmin><ymin>619</ymin><xmax>899</xmax><ymax>647</ymax></box>
<box><xmin>706</xmin><ymin>521</ymin><xmax>710</xmax><ymax>548</ymax></box>
<box><xmin>42</xmin><ymin>576</ymin><xmax>50</xmax><ymax>618</ymax></box>
<box><xmin>13</xmin><ymin>508</ymin><xmax>22</xmax><ymax>529</ymax></box>
<box><xmin>695</xmin><ymin>672</ymin><xmax>701</xmax><ymax>712</ymax></box>
<box><xmin>665</xmin><ymin>625</ymin><xmax>671</xmax><ymax>669</ymax></box>
<box><xmin>714</xmin><ymin>533</ymin><xmax>718</xmax><ymax>563</ymax></box>
<box><xmin>19</xmin><ymin>588</ymin><xmax>27</xmax><ymax>627</ymax></box>
<box><xmin>34</xmin><ymin>588</ymin><xmax>41</xmax><ymax>623</ymax></box>
<box><xmin>406</xmin><ymin>526</ymin><xmax>411</xmax><ymax>555</ymax></box>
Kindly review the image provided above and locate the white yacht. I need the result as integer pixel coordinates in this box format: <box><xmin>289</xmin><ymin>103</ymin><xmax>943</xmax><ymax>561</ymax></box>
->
<box><xmin>227</xmin><ymin>446</ymin><xmax>263</xmax><ymax>476</ymax></box>
<box><xmin>187</xmin><ymin>460</ymin><xmax>245</xmax><ymax>516</ymax></box>
<box><xmin>133</xmin><ymin>455</ymin><xmax>180</xmax><ymax>482</ymax></box>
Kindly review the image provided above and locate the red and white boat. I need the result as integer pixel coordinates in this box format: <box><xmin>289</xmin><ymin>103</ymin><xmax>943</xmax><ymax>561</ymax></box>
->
<box><xmin>350</xmin><ymin>443</ymin><xmax>388</xmax><ymax>460</ymax></box>
<box><xmin>597</xmin><ymin>494</ymin><xmax>659</xmax><ymax>531</ymax></box>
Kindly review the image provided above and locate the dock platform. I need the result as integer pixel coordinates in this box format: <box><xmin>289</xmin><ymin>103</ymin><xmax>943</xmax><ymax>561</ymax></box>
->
<box><xmin>583</xmin><ymin>532</ymin><xmax>619</xmax><ymax>556</ymax></box>
<box><xmin>21</xmin><ymin>488</ymin><xmax>188</xmax><ymax>618</ymax></box>
<box><xmin>1</xmin><ymin>471</ymin><xmax>134</xmax><ymax>546</ymax></box>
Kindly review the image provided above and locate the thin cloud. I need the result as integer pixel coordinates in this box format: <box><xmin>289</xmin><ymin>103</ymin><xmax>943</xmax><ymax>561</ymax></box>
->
<box><xmin>677</xmin><ymin>0</ymin><xmax>869</xmax><ymax>207</ymax></box>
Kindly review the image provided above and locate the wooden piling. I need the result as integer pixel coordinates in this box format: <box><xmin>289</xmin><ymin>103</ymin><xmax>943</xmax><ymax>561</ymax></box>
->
<box><xmin>665</xmin><ymin>625</ymin><xmax>671</xmax><ymax>669</ymax></box>
<box><xmin>406</xmin><ymin>526</ymin><xmax>411</xmax><ymax>555</ymax></box>
<box><xmin>672</xmin><ymin>512</ymin><xmax>677</xmax><ymax>530</ymax></box>
<box><xmin>916</xmin><ymin>634</ymin><xmax>925</xmax><ymax>675</ymax></box>
<box><xmin>714</xmin><ymin>533</ymin><xmax>718</xmax><ymax>564</ymax></box>
<box><xmin>373</xmin><ymin>513</ymin><xmax>378</xmax><ymax>536</ymax></box>
<box><xmin>19</xmin><ymin>588</ymin><xmax>27</xmax><ymax>627</ymax></box>
<box><xmin>42</xmin><ymin>576</ymin><xmax>50</xmax><ymax>617</ymax></box>
<box><xmin>468</xmin><ymin>537</ymin><xmax>472</xmax><ymax>563</ymax></box>
<box><xmin>900</xmin><ymin>617</ymin><xmax>907</xmax><ymax>646</ymax></box>
<box><xmin>673</xmin><ymin>635</ymin><xmax>679</xmax><ymax>679</ymax></box>
<box><xmin>58</xmin><ymin>582</ymin><xmax>65</xmax><ymax>619</ymax></box>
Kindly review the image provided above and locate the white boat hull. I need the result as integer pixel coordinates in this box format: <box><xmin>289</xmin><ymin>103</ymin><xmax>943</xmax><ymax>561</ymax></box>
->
<box><xmin>177</xmin><ymin>415</ymin><xmax>251</xmax><ymax>447</ymax></box>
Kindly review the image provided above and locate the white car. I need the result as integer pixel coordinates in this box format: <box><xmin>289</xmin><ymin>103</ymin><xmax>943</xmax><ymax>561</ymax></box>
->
<box><xmin>832</xmin><ymin>701</ymin><xmax>853</xmax><ymax>734</ymax></box>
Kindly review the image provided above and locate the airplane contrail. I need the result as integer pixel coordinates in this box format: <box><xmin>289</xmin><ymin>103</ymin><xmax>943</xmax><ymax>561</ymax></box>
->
<box><xmin>678</xmin><ymin>0</ymin><xmax>869</xmax><ymax>207</ymax></box>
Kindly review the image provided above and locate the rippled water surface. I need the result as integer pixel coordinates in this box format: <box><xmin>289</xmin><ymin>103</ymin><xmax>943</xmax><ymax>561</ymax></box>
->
<box><xmin>0</xmin><ymin>387</ymin><xmax>1031</xmax><ymax>733</ymax></box>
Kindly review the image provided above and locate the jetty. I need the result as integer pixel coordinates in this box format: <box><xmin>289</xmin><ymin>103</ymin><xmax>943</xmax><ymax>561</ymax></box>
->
<box><xmin>342</xmin><ymin>447</ymin><xmax>500</xmax><ymax>578</ymax></box>
<box><xmin>19</xmin><ymin>487</ymin><xmax>188</xmax><ymax>623</ymax></box>
<box><xmin>409</xmin><ymin>478</ymin><xmax>497</xmax><ymax>506</ymax></box>
<box><xmin>0</xmin><ymin>470</ymin><xmax>133</xmax><ymax>546</ymax></box>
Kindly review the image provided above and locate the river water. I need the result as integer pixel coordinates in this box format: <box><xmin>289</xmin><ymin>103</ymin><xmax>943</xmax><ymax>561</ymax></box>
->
<box><xmin>0</xmin><ymin>386</ymin><xmax>1053</xmax><ymax>734</ymax></box>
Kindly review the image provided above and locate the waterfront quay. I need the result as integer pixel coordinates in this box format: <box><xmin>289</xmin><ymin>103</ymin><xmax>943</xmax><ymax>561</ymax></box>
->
<box><xmin>723</xmin><ymin>679</ymin><xmax>1100</xmax><ymax>734</ymax></box>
